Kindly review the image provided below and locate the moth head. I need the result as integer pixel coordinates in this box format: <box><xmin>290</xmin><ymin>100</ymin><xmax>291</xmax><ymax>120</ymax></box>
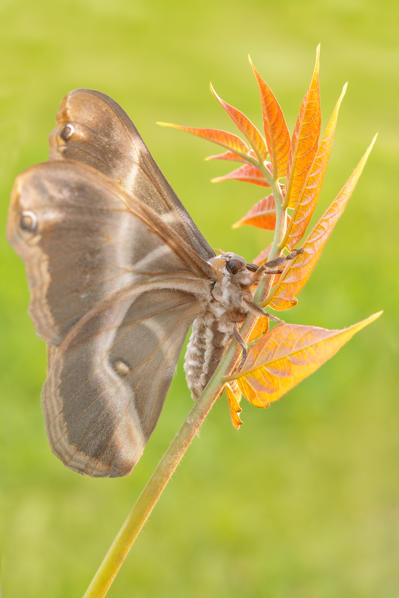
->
<box><xmin>225</xmin><ymin>253</ymin><xmax>247</xmax><ymax>275</ymax></box>
<box><xmin>208</xmin><ymin>252</ymin><xmax>256</xmax><ymax>285</ymax></box>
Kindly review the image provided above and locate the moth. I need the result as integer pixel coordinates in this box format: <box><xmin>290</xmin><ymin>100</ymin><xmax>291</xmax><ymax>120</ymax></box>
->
<box><xmin>7</xmin><ymin>90</ymin><xmax>296</xmax><ymax>477</ymax></box>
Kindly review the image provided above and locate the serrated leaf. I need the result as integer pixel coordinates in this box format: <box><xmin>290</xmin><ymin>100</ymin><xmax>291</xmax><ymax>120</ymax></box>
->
<box><xmin>230</xmin><ymin>312</ymin><xmax>382</xmax><ymax>407</ymax></box>
<box><xmin>233</xmin><ymin>195</ymin><xmax>276</xmax><ymax>230</ymax></box>
<box><xmin>250</xmin><ymin>57</ymin><xmax>291</xmax><ymax>178</ymax></box>
<box><xmin>157</xmin><ymin>122</ymin><xmax>250</xmax><ymax>156</ymax></box>
<box><xmin>212</xmin><ymin>163</ymin><xmax>270</xmax><ymax>187</ymax></box>
<box><xmin>285</xmin><ymin>83</ymin><xmax>347</xmax><ymax>250</ymax></box>
<box><xmin>225</xmin><ymin>381</ymin><xmax>243</xmax><ymax>429</ymax></box>
<box><xmin>268</xmin><ymin>136</ymin><xmax>377</xmax><ymax>311</ymax></box>
<box><xmin>285</xmin><ymin>46</ymin><xmax>321</xmax><ymax>208</ymax></box>
<box><xmin>210</xmin><ymin>84</ymin><xmax>268</xmax><ymax>163</ymax></box>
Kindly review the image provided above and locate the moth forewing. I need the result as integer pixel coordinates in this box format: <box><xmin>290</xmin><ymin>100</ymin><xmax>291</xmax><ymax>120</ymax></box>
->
<box><xmin>48</xmin><ymin>88</ymin><xmax>215</xmax><ymax>262</ymax></box>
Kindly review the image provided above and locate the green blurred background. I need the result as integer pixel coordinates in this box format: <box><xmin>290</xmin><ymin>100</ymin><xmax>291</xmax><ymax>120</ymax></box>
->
<box><xmin>1</xmin><ymin>1</ymin><xmax>398</xmax><ymax>596</ymax></box>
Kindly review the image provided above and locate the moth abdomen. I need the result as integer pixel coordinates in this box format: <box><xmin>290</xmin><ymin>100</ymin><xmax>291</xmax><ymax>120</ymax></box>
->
<box><xmin>184</xmin><ymin>315</ymin><xmax>229</xmax><ymax>400</ymax></box>
<box><xmin>184</xmin><ymin>252</ymin><xmax>257</xmax><ymax>400</ymax></box>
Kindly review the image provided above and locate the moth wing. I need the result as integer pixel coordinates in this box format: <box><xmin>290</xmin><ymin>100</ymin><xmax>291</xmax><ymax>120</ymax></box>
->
<box><xmin>43</xmin><ymin>286</ymin><xmax>200</xmax><ymax>477</ymax></box>
<box><xmin>8</xmin><ymin>93</ymin><xmax>217</xmax><ymax>477</ymax></box>
<box><xmin>49</xmin><ymin>88</ymin><xmax>215</xmax><ymax>261</ymax></box>
<box><xmin>7</xmin><ymin>160</ymin><xmax>211</xmax><ymax>346</ymax></box>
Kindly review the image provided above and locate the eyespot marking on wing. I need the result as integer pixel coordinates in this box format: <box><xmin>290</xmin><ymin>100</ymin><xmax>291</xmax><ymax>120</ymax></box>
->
<box><xmin>60</xmin><ymin>123</ymin><xmax>74</xmax><ymax>141</ymax></box>
<box><xmin>20</xmin><ymin>210</ymin><xmax>37</xmax><ymax>233</ymax></box>
<box><xmin>113</xmin><ymin>359</ymin><xmax>131</xmax><ymax>377</ymax></box>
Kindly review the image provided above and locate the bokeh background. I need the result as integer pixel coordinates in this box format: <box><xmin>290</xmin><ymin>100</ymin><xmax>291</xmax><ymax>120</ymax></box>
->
<box><xmin>1</xmin><ymin>1</ymin><xmax>398</xmax><ymax>596</ymax></box>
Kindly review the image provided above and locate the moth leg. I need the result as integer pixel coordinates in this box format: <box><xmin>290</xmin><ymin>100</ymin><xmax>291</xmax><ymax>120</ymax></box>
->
<box><xmin>249</xmin><ymin>248</ymin><xmax>304</xmax><ymax>285</ymax></box>
<box><xmin>233</xmin><ymin>325</ymin><xmax>247</xmax><ymax>369</ymax></box>
<box><xmin>264</xmin><ymin>248</ymin><xmax>304</xmax><ymax>269</ymax></box>
<box><xmin>244</xmin><ymin>298</ymin><xmax>283</xmax><ymax>323</ymax></box>
<box><xmin>262</xmin><ymin>268</ymin><xmax>283</xmax><ymax>275</ymax></box>
<box><xmin>250</xmin><ymin>264</ymin><xmax>281</xmax><ymax>285</ymax></box>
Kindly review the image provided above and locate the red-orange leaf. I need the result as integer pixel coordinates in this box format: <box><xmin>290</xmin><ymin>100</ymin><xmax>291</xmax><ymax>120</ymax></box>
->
<box><xmin>285</xmin><ymin>83</ymin><xmax>347</xmax><ymax>250</ymax></box>
<box><xmin>268</xmin><ymin>136</ymin><xmax>377</xmax><ymax>310</ymax></box>
<box><xmin>250</xmin><ymin>57</ymin><xmax>291</xmax><ymax>178</ymax></box>
<box><xmin>225</xmin><ymin>381</ymin><xmax>243</xmax><ymax>429</ymax></box>
<box><xmin>230</xmin><ymin>312</ymin><xmax>382</xmax><ymax>407</ymax></box>
<box><xmin>212</xmin><ymin>163</ymin><xmax>270</xmax><ymax>187</ymax></box>
<box><xmin>205</xmin><ymin>150</ymin><xmax>248</xmax><ymax>163</ymax></box>
<box><xmin>248</xmin><ymin>315</ymin><xmax>269</xmax><ymax>343</ymax></box>
<box><xmin>210</xmin><ymin>83</ymin><xmax>268</xmax><ymax>163</ymax></box>
<box><xmin>157</xmin><ymin>122</ymin><xmax>250</xmax><ymax>156</ymax></box>
<box><xmin>233</xmin><ymin>195</ymin><xmax>276</xmax><ymax>230</ymax></box>
<box><xmin>285</xmin><ymin>46</ymin><xmax>321</xmax><ymax>208</ymax></box>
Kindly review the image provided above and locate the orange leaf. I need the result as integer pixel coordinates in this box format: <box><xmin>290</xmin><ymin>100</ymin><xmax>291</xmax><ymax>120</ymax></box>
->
<box><xmin>248</xmin><ymin>315</ymin><xmax>269</xmax><ymax>343</ymax></box>
<box><xmin>205</xmin><ymin>150</ymin><xmax>248</xmax><ymax>163</ymax></box>
<box><xmin>157</xmin><ymin>122</ymin><xmax>250</xmax><ymax>156</ymax></box>
<box><xmin>210</xmin><ymin>83</ymin><xmax>268</xmax><ymax>162</ymax></box>
<box><xmin>233</xmin><ymin>195</ymin><xmax>276</xmax><ymax>230</ymax></box>
<box><xmin>230</xmin><ymin>312</ymin><xmax>382</xmax><ymax>407</ymax></box>
<box><xmin>250</xmin><ymin>57</ymin><xmax>291</xmax><ymax>178</ymax></box>
<box><xmin>225</xmin><ymin>381</ymin><xmax>243</xmax><ymax>429</ymax></box>
<box><xmin>285</xmin><ymin>46</ymin><xmax>321</xmax><ymax>208</ymax></box>
<box><xmin>212</xmin><ymin>163</ymin><xmax>270</xmax><ymax>187</ymax></box>
<box><xmin>268</xmin><ymin>136</ymin><xmax>377</xmax><ymax>311</ymax></box>
<box><xmin>285</xmin><ymin>83</ymin><xmax>347</xmax><ymax>250</ymax></box>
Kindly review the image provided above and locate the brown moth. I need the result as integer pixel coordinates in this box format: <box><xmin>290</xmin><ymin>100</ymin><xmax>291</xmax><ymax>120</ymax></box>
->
<box><xmin>7</xmin><ymin>90</ymin><xmax>295</xmax><ymax>477</ymax></box>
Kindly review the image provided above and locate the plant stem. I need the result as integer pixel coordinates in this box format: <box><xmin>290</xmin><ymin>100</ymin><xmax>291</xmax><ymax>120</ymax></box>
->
<box><xmin>268</xmin><ymin>180</ymin><xmax>285</xmax><ymax>258</ymax></box>
<box><xmin>83</xmin><ymin>339</ymin><xmax>241</xmax><ymax>598</ymax></box>
<box><xmin>254</xmin><ymin>172</ymin><xmax>287</xmax><ymax>305</ymax></box>
<box><xmin>83</xmin><ymin>160</ymin><xmax>288</xmax><ymax>597</ymax></box>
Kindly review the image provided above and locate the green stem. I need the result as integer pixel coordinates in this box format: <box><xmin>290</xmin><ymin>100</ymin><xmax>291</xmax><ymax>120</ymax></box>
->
<box><xmin>83</xmin><ymin>159</ymin><xmax>288</xmax><ymax>598</ymax></box>
<box><xmin>83</xmin><ymin>339</ymin><xmax>241</xmax><ymax>598</ymax></box>
<box><xmin>254</xmin><ymin>171</ymin><xmax>287</xmax><ymax>305</ymax></box>
<box><xmin>268</xmin><ymin>180</ymin><xmax>285</xmax><ymax>259</ymax></box>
